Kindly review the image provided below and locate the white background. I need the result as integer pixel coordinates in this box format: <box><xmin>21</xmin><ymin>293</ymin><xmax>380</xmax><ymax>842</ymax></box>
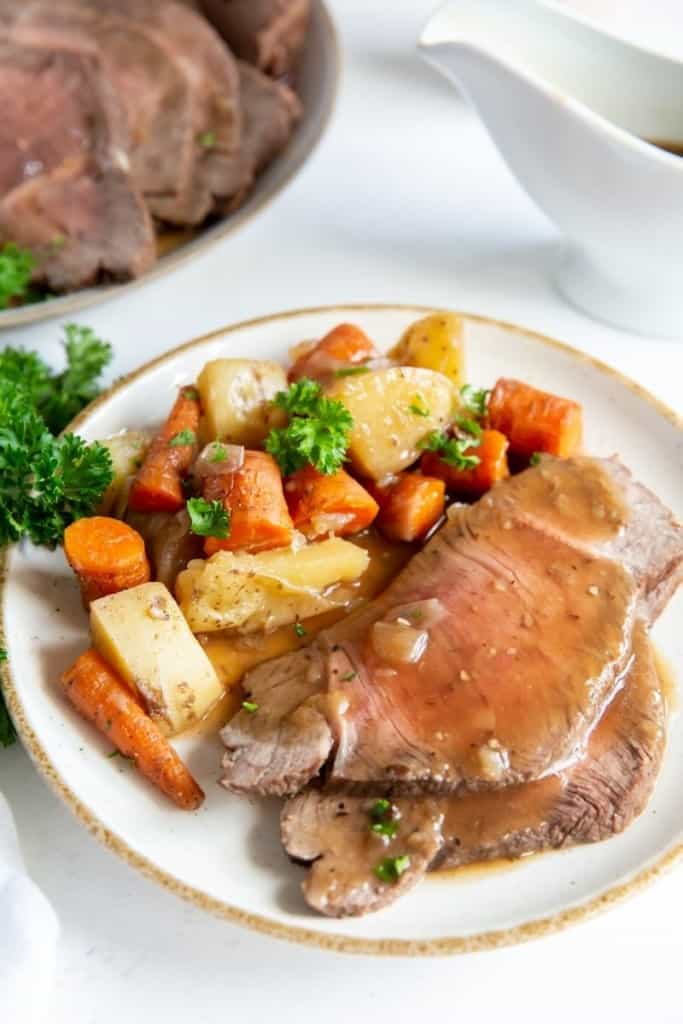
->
<box><xmin>3</xmin><ymin>1</ymin><xmax>683</xmax><ymax>1020</ymax></box>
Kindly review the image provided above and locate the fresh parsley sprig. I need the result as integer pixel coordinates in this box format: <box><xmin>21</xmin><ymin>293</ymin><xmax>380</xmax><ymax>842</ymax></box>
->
<box><xmin>0</xmin><ymin>382</ymin><xmax>113</xmax><ymax>548</ymax></box>
<box><xmin>265</xmin><ymin>378</ymin><xmax>353</xmax><ymax>476</ymax></box>
<box><xmin>418</xmin><ymin>428</ymin><xmax>481</xmax><ymax>471</ymax></box>
<box><xmin>0</xmin><ymin>325</ymin><xmax>115</xmax><ymax>549</ymax></box>
<box><xmin>187</xmin><ymin>497</ymin><xmax>231</xmax><ymax>539</ymax></box>
<box><xmin>0</xmin><ymin>324</ymin><xmax>113</xmax><ymax>435</ymax></box>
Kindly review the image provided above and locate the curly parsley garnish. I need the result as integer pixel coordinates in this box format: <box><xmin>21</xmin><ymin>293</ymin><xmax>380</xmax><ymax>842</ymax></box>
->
<box><xmin>0</xmin><ymin>324</ymin><xmax>112</xmax><ymax>435</ymax></box>
<box><xmin>418</xmin><ymin>428</ymin><xmax>481</xmax><ymax>471</ymax></box>
<box><xmin>186</xmin><ymin>497</ymin><xmax>230</xmax><ymax>539</ymax></box>
<box><xmin>265</xmin><ymin>378</ymin><xmax>353</xmax><ymax>476</ymax></box>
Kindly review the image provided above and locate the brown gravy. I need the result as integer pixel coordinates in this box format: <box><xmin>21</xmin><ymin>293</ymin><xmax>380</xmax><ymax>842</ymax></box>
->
<box><xmin>192</xmin><ymin>529</ymin><xmax>414</xmax><ymax>737</ymax></box>
<box><xmin>155</xmin><ymin>226</ymin><xmax>199</xmax><ymax>258</ymax></box>
<box><xmin>431</xmin><ymin>636</ymin><xmax>676</xmax><ymax>880</ymax></box>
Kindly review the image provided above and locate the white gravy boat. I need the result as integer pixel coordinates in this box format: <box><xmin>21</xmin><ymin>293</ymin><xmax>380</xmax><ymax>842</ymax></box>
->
<box><xmin>419</xmin><ymin>0</ymin><xmax>683</xmax><ymax>337</ymax></box>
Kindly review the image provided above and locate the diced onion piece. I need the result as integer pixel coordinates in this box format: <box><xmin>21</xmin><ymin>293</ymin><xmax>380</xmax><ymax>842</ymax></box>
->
<box><xmin>194</xmin><ymin>442</ymin><xmax>244</xmax><ymax>479</ymax></box>
<box><xmin>371</xmin><ymin>621</ymin><xmax>428</xmax><ymax>664</ymax></box>
<box><xmin>386</xmin><ymin>598</ymin><xmax>445</xmax><ymax>630</ymax></box>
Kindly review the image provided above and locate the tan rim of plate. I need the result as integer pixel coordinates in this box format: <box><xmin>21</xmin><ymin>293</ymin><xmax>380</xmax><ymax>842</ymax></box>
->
<box><xmin>0</xmin><ymin>2</ymin><xmax>340</xmax><ymax>329</ymax></box>
<box><xmin>1</xmin><ymin>304</ymin><xmax>682</xmax><ymax>956</ymax></box>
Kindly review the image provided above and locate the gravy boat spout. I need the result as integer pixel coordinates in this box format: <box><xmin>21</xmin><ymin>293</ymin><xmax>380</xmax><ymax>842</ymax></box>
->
<box><xmin>419</xmin><ymin>0</ymin><xmax>683</xmax><ymax>338</ymax></box>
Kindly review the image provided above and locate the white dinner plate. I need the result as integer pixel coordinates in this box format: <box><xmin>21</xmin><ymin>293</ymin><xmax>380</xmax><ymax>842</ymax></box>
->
<box><xmin>2</xmin><ymin>305</ymin><xmax>681</xmax><ymax>955</ymax></box>
<box><xmin>0</xmin><ymin>2</ymin><xmax>338</xmax><ymax>329</ymax></box>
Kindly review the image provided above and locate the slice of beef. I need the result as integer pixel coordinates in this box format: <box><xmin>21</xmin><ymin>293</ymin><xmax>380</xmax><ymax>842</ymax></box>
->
<box><xmin>157</xmin><ymin>60</ymin><xmax>301</xmax><ymax>225</ymax></box>
<box><xmin>200</xmin><ymin>0</ymin><xmax>311</xmax><ymax>78</ymax></box>
<box><xmin>221</xmin><ymin>457</ymin><xmax>682</xmax><ymax>797</ymax></box>
<box><xmin>0</xmin><ymin>43</ymin><xmax>155</xmax><ymax>289</ymax></box>
<box><xmin>282</xmin><ymin>623</ymin><xmax>666</xmax><ymax>917</ymax></box>
<box><xmin>1</xmin><ymin>2</ymin><xmax>194</xmax><ymax>202</ymax></box>
<box><xmin>99</xmin><ymin>0</ymin><xmax>242</xmax><ymax>226</ymax></box>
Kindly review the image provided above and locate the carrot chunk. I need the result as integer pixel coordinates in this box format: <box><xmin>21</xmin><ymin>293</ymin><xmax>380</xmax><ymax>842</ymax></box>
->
<box><xmin>369</xmin><ymin>472</ymin><xmax>445</xmax><ymax>542</ymax></box>
<box><xmin>421</xmin><ymin>429</ymin><xmax>510</xmax><ymax>498</ymax></box>
<box><xmin>203</xmin><ymin>450</ymin><xmax>294</xmax><ymax>555</ymax></box>
<box><xmin>64</xmin><ymin>516</ymin><xmax>151</xmax><ymax>607</ymax></box>
<box><xmin>284</xmin><ymin>464</ymin><xmax>379</xmax><ymax>539</ymax></box>
<box><xmin>288</xmin><ymin>323</ymin><xmax>379</xmax><ymax>382</ymax></box>
<box><xmin>61</xmin><ymin>649</ymin><xmax>204</xmax><ymax>810</ymax></box>
<box><xmin>487</xmin><ymin>377</ymin><xmax>582</xmax><ymax>458</ymax></box>
<box><xmin>128</xmin><ymin>386</ymin><xmax>200</xmax><ymax>513</ymax></box>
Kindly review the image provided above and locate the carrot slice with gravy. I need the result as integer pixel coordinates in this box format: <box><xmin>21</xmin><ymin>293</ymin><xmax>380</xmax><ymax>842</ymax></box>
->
<box><xmin>284</xmin><ymin>464</ymin><xmax>379</xmax><ymax>539</ymax></box>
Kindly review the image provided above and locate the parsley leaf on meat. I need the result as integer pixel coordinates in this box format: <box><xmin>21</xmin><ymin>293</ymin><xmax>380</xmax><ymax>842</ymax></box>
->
<box><xmin>186</xmin><ymin>497</ymin><xmax>231</xmax><ymax>539</ymax></box>
<box><xmin>265</xmin><ymin>378</ymin><xmax>353</xmax><ymax>476</ymax></box>
<box><xmin>374</xmin><ymin>855</ymin><xmax>411</xmax><ymax>884</ymax></box>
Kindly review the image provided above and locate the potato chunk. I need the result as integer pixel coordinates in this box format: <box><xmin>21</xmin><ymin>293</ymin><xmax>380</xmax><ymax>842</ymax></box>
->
<box><xmin>98</xmin><ymin>431</ymin><xmax>149</xmax><ymax>516</ymax></box>
<box><xmin>176</xmin><ymin>537</ymin><xmax>369</xmax><ymax>634</ymax></box>
<box><xmin>327</xmin><ymin>366</ymin><xmax>453</xmax><ymax>480</ymax></box>
<box><xmin>90</xmin><ymin>582</ymin><xmax>222</xmax><ymax>735</ymax></box>
<box><xmin>198</xmin><ymin>358</ymin><xmax>287</xmax><ymax>446</ymax></box>
<box><xmin>389</xmin><ymin>313</ymin><xmax>465</xmax><ymax>388</ymax></box>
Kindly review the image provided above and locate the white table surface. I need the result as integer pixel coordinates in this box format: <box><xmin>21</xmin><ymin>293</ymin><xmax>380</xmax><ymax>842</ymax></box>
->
<box><xmin>3</xmin><ymin>1</ymin><xmax>683</xmax><ymax>1020</ymax></box>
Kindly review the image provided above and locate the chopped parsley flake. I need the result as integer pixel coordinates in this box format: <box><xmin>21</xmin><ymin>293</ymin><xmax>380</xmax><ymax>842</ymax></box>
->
<box><xmin>460</xmin><ymin>384</ymin><xmax>490</xmax><ymax>420</ymax></box>
<box><xmin>334</xmin><ymin>366</ymin><xmax>371</xmax><ymax>378</ymax></box>
<box><xmin>294</xmin><ymin>622</ymin><xmax>307</xmax><ymax>638</ymax></box>
<box><xmin>418</xmin><ymin>429</ymin><xmax>481</xmax><ymax>471</ymax></box>
<box><xmin>374</xmin><ymin>855</ymin><xmax>411</xmax><ymax>884</ymax></box>
<box><xmin>241</xmin><ymin>700</ymin><xmax>259</xmax><ymax>714</ymax></box>
<box><xmin>529</xmin><ymin>452</ymin><xmax>542</xmax><ymax>466</ymax></box>
<box><xmin>340</xmin><ymin>671</ymin><xmax>357</xmax><ymax>681</ymax></box>
<box><xmin>198</xmin><ymin>131</ymin><xmax>217</xmax><ymax>148</ymax></box>
<box><xmin>169</xmin><ymin>429</ymin><xmax>196</xmax><ymax>447</ymax></box>
<box><xmin>409</xmin><ymin>395</ymin><xmax>430</xmax><ymax>417</ymax></box>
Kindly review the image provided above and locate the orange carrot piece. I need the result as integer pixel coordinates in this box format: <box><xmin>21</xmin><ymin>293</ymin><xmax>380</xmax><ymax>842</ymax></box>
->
<box><xmin>421</xmin><ymin>429</ymin><xmax>510</xmax><ymax>498</ymax></box>
<box><xmin>368</xmin><ymin>473</ymin><xmax>445</xmax><ymax>543</ymax></box>
<box><xmin>487</xmin><ymin>377</ymin><xmax>582</xmax><ymax>458</ymax></box>
<box><xmin>284</xmin><ymin>464</ymin><xmax>379</xmax><ymax>539</ymax></box>
<box><xmin>203</xmin><ymin>450</ymin><xmax>295</xmax><ymax>555</ymax></box>
<box><xmin>64</xmin><ymin>517</ymin><xmax>151</xmax><ymax>606</ymax></box>
<box><xmin>288</xmin><ymin>323</ymin><xmax>379</xmax><ymax>382</ymax></box>
<box><xmin>128</xmin><ymin>386</ymin><xmax>200</xmax><ymax>513</ymax></box>
<box><xmin>61</xmin><ymin>650</ymin><xmax>204</xmax><ymax>810</ymax></box>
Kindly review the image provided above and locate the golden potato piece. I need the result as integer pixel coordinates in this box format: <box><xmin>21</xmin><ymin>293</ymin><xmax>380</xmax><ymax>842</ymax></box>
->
<box><xmin>389</xmin><ymin>312</ymin><xmax>465</xmax><ymax>388</ymax></box>
<box><xmin>90</xmin><ymin>582</ymin><xmax>223</xmax><ymax>735</ymax></box>
<box><xmin>176</xmin><ymin>538</ymin><xmax>369</xmax><ymax>634</ymax></box>
<box><xmin>327</xmin><ymin>366</ymin><xmax>453</xmax><ymax>480</ymax></box>
<box><xmin>198</xmin><ymin>358</ymin><xmax>287</xmax><ymax>446</ymax></box>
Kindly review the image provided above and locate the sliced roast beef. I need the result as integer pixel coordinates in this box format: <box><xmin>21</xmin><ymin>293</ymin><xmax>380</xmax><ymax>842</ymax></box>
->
<box><xmin>105</xmin><ymin>0</ymin><xmax>242</xmax><ymax>226</ymax></box>
<box><xmin>200</xmin><ymin>0</ymin><xmax>311</xmax><ymax>77</ymax></box>
<box><xmin>221</xmin><ymin>457</ymin><xmax>682</xmax><ymax>797</ymax></box>
<box><xmin>282</xmin><ymin>623</ymin><xmax>666</xmax><ymax>917</ymax></box>
<box><xmin>1</xmin><ymin>2</ymin><xmax>194</xmax><ymax>202</ymax></box>
<box><xmin>0</xmin><ymin>43</ymin><xmax>155</xmax><ymax>289</ymax></box>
